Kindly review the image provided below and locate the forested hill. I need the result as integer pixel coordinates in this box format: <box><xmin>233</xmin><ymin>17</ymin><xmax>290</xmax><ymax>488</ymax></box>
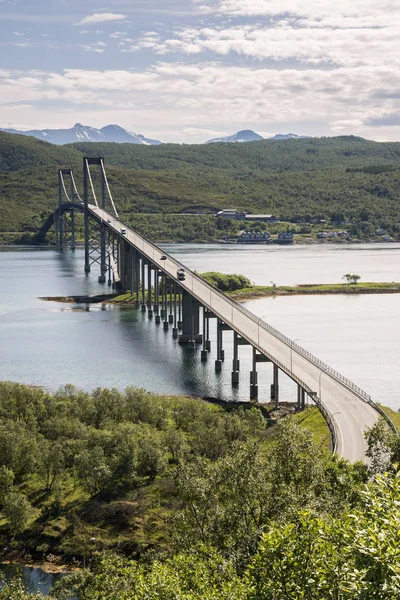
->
<box><xmin>68</xmin><ymin>135</ymin><xmax>400</xmax><ymax>173</ymax></box>
<box><xmin>1</xmin><ymin>131</ymin><xmax>399</xmax><ymax>243</ymax></box>
<box><xmin>0</xmin><ymin>132</ymin><xmax>81</xmax><ymax>172</ymax></box>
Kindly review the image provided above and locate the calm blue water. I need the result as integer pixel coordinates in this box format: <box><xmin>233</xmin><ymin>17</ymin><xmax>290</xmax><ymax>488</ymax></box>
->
<box><xmin>0</xmin><ymin>564</ymin><xmax>67</xmax><ymax>596</ymax></box>
<box><xmin>0</xmin><ymin>243</ymin><xmax>399</xmax><ymax>410</ymax></box>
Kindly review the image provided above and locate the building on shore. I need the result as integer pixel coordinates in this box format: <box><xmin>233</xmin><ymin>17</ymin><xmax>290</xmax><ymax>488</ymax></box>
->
<box><xmin>237</xmin><ymin>230</ymin><xmax>271</xmax><ymax>244</ymax></box>
<box><xmin>217</xmin><ymin>209</ymin><xmax>279</xmax><ymax>222</ymax></box>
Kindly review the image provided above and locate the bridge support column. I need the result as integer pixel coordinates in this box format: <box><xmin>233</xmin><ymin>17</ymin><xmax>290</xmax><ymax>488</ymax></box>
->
<box><xmin>98</xmin><ymin>221</ymin><xmax>106</xmax><ymax>283</ymax></box>
<box><xmin>201</xmin><ymin>307</ymin><xmax>208</xmax><ymax>360</ymax></box>
<box><xmin>250</xmin><ymin>347</ymin><xmax>258</xmax><ymax>400</ymax></box>
<box><xmin>83</xmin><ymin>160</ymin><xmax>90</xmax><ymax>273</ymax></box>
<box><xmin>98</xmin><ymin>166</ymin><xmax>106</xmax><ymax>283</ymax></box>
<box><xmin>154</xmin><ymin>270</ymin><xmax>161</xmax><ymax>323</ymax></box>
<box><xmin>162</xmin><ymin>275</ymin><xmax>169</xmax><ymax>329</ymax></box>
<box><xmin>177</xmin><ymin>288</ymin><xmax>182</xmax><ymax>329</ymax></box>
<box><xmin>301</xmin><ymin>389</ymin><xmax>306</xmax><ymax>410</ymax></box>
<box><xmin>215</xmin><ymin>318</ymin><xmax>223</xmax><ymax>371</ymax></box>
<box><xmin>70</xmin><ymin>209</ymin><xmax>75</xmax><ymax>251</ymax></box>
<box><xmin>231</xmin><ymin>331</ymin><xmax>240</xmax><ymax>385</ymax></box>
<box><xmin>161</xmin><ymin>274</ymin><xmax>165</xmax><ymax>319</ymax></box>
<box><xmin>271</xmin><ymin>364</ymin><xmax>279</xmax><ymax>409</ymax></box>
<box><xmin>297</xmin><ymin>384</ymin><xmax>302</xmax><ymax>410</ymax></box>
<box><xmin>168</xmin><ymin>281</ymin><xmax>174</xmax><ymax>324</ymax></box>
<box><xmin>107</xmin><ymin>230</ymin><xmax>112</xmax><ymax>286</ymax></box>
<box><xmin>140</xmin><ymin>258</ymin><xmax>146</xmax><ymax>311</ymax></box>
<box><xmin>57</xmin><ymin>170</ymin><xmax>64</xmax><ymax>251</ymax></box>
<box><xmin>172</xmin><ymin>285</ymin><xmax>178</xmax><ymax>337</ymax></box>
<box><xmin>134</xmin><ymin>253</ymin><xmax>140</xmax><ymax>306</ymax></box>
<box><xmin>147</xmin><ymin>264</ymin><xmax>153</xmax><ymax>317</ymax></box>
<box><xmin>129</xmin><ymin>247</ymin><xmax>137</xmax><ymax>295</ymax></box>
<box><xmin>179</xmin><ymin>290</ymin><xmax>200</xmax><ymax>344</ymax></box>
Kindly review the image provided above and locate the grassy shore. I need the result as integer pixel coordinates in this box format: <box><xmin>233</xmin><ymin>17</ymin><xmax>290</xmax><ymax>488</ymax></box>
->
<box><xmin>378</xmin><ymin>405</ymin><xmax>400</xmax><ymax>432</ymax></box>
<box><xmin>228</xmin><ymin>281</ymin><xmax>400</xmax><ymax>301</ymax></box>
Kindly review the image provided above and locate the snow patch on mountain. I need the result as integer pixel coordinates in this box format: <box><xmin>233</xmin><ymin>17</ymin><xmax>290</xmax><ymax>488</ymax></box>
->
<box><xmin>0</xmin><ymin>123</ymin><xmax>162</xmax><ymax>145</ymax></box>
<box><xmin>206</xmin><ymin>129</ymin><xmax>264</xmax><ymax>144</ymax></box>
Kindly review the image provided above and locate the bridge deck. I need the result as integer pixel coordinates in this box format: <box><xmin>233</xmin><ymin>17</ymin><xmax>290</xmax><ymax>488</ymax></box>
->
<box><xmin>89</xmin><ymin>204</ymin><xmax>380</xmax><ymax>463</ymax></box>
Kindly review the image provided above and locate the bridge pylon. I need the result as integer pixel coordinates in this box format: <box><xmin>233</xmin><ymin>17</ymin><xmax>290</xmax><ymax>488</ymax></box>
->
<box><xmin>56</xmin><ymin>169</ymin><xmax>78</xmax><ymax>250</ymax></box>
<box><xmin>83</xmin><ymin>157</ymin><xmax>119</xmax><ymax>282</ymax></box>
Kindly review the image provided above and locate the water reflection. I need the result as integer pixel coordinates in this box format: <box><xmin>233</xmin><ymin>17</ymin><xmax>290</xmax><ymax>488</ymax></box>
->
<box><xmin>0</xmin><ymin>564</ymin><xmax>67</xmax><ymax>596</ymax></box>
<box><xmin>0</xmin><ymin>246</ymin><xmax>399</xmax><ymax>409</ymax></box>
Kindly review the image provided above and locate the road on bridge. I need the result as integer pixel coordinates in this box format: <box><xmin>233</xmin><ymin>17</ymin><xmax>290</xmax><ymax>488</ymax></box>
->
<box><xmin>90</xmin><ymin>204</ymin><xmax>381</xmax><ymax>463</ymax></box>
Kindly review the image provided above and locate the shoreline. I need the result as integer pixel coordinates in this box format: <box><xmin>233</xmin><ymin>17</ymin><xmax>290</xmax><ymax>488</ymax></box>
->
<box><xmin>2</xmin><ymin>238</ymin><xmax>400</xmax><ymax>249</ymax></box>
<box><xmin>39</xmin><ymin>282</ymin><xmax>400</xmax><ymax>306</ymax></box>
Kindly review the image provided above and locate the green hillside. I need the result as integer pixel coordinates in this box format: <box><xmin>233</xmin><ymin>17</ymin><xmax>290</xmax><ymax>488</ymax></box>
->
<box><xmin>0</xmin><ymin>132</ymin><xmax>81</xmax><ymax>172</ymax></box>
<box><xmin>68</xmin><ymin>135</ymin><xmax>400</xmax><ymax>173</ymax></box>
<box><xmin>0</xmin><ymin>132</ymin><xmax>399</xmax><ymax>243</ymax></box>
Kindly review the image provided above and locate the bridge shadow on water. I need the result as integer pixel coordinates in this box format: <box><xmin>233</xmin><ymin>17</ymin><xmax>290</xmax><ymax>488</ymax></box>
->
<box><xmin>115</xmin><ymin>307</ymin><xmax>298</xmax><ymax>404</ymax></box>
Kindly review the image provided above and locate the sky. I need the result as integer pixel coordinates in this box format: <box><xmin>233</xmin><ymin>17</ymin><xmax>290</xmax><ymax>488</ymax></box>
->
<box><xmin>1</xmin><ymin>0</ymin><xmax>400</xmax><ymax>143</ymax></box>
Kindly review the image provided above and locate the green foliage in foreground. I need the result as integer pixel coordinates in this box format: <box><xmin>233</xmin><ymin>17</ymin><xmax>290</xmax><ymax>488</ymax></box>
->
<box><xmin>2</xmin><ymin>381</ymin><xmax>400</xmax><ymax>599</ymax></box>
<box><xmin>24</xmin><ymin>470</ymin><xmax>400</xmax><ymax>599</ymax></box>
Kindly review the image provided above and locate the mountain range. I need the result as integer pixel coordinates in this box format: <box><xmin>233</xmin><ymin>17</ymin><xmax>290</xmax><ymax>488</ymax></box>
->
<box><xmin>0</xmin><ymin>123</ymin><xmax>162</xmax><ymax>146</ymax></box>
<box><xmin>0</xmin><ymin>124</ymin><xmax>311</xmax><ymax>146</ymax></box>
<box><xmin>206</xmin><ymin>130</ymin><xmax>309</xmax><ymax>143</ymax></box>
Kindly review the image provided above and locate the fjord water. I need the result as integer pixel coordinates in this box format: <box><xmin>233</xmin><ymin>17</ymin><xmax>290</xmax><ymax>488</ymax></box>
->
<box><xmin>0</xmin><ymin>243</ymin><xmax>399</xmax><ymax>410</ymax></box>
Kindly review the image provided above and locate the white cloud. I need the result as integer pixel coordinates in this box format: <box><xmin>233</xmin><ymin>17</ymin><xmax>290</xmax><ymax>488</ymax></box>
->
<box><xmin>79</xmin><ymin>43</ymin><xmax>107</xmax><ymax>53</ymax></box>
<box><xmin>196</xmin><ymin>0</ymin><xmax>399</xmax><ymax>22</ymax></box>
<box><xmin>76</xmin><ymin>13</ymin><xmax>126</xmax><ymax>26</ymax></box>
<box><xmin>133</xmin><ymin>21</ymin><xmax>400</xmax><ymax>68</ymax></box>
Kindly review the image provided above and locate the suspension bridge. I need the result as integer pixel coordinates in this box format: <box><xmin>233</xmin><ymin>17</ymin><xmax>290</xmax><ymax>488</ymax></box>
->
<box><xmin>37</xmin><ymin>157</ymin><xmax>397</xmax><ymax>463</ymax></box>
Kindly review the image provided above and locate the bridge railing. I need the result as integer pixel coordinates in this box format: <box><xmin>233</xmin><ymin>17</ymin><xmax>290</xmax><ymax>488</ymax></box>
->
<box><xmin>91</xmin><ymin>206</ymin><xmax>398</xmax><ymax>437</ymax></box>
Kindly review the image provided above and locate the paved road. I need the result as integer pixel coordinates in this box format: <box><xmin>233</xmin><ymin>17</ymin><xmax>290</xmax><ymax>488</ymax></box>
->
<box><xmin>90</xmin><ymin>205</ymin><xmax>380</xmax><ymax>462</ymax></box>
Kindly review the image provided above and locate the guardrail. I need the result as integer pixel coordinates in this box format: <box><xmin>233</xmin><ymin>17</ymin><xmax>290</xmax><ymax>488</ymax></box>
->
<box><xmin>92</xmin><ymin>206</ymin><xmax>398</xmax><ymax>439</ymax></box>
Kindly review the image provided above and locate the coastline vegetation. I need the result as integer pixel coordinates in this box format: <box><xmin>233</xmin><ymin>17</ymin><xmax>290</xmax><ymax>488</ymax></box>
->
<box><xmin>228</xmin><ymin>281</ymin><xmax>400</xmax><ymax>300</ymax></box>
<box><xmin>0</xmin><ymin>382</ymin><xmax>399</xmax><ymax>598</ymax></box>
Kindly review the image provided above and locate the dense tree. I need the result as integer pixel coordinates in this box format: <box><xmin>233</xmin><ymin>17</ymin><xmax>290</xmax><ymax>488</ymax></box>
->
<box><xmin>3</xmin><ymin>492</ymin><xmax>33</xmax><ymax>538</ymax></box>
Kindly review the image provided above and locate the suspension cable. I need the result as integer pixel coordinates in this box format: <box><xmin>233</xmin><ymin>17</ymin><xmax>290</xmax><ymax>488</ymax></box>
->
<box><xmin>100</xmin><ymin>159</ymin><xmax>119</xmax><ymax>218</ymax></box>
<box><xmin>85</xmin><ymin>159</ymin><xmax>99</xmax><ymax>208</ymax></box>
<box><xmin>70</xmin><ymin>171</ymin><xmax>84</xmax><ymax>203</ymax></box>
<box><xmin>60</xmin><ymin>173</ymin><xmax>72</xmax><ymax>203</ymax></box>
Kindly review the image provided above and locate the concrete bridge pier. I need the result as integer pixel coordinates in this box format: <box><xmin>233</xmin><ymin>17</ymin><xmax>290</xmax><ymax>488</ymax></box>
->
<box><xmin>215</xmin><ymin>318</ymin><xmax>223</xmax><ymax>371</ymax></box>
<box><xmin>154</xmin><ymin>271</ymin><xmax>161</xmax><ymax>323</ymax></box>
<box><xmin>134</xmin><ymin>252</ymin><xmax>140</xmax><ymax>307</ymax></box>
<box><xmin>162</xmin><ymin>276</ymin><xmax>169</xmax><ymax>330</ymax></box>
<box><xmin>177</xmin><ymin>289</ymin><xmax>183</xmax><ymax>329</ymax></box>
<box><xmin>98</xmin><ymin>220</ymin><xmax>107</xmax><ymax>283</ymax></box>
<box><xmin>250</xmin><ymin>347</ymin><xmax>258</xmax><ymax>400</ymax></box>
<box><xmin>70</xmin><ymin>209</ymin><xmax>75</xmax><ymax>251</ymax></box>
<box><xmin>140</xmin><ymin>258</ymin><xmax>146</xmax><ymax>312</ymax></box>
<box><xmin>121</xmin><ymin>240</ymin><xmax>132</xmax><ymax>291</ymax></box>
<box><xmin>271</xmin><ymin>364</ymin><xmax>280</xmax><ymax>409</ymax></box>
<box><xmin>129</xmin><ymin>247</ymin><xmax>138</xmax><ymax>298</ymax></box>
<box><xmin>201</xmin><ymin>308</ymin><xmax>208</xmax><ymax>360</ymax></box>
<box><xmin>179</xmin><ymin>290</ymin><xmax>200</xmax><ymax>344</ymax></box>
<box><xmin>168</xmin><ymin>281</ymin><xmax>174</xmax><ymax>324</ymax></box>
<box><xmin>160</xmin><ymin>274</ymin><xmax>165</xmax><ymax>318</ymax></box>
<box><xmin>147</xmin><ymin>263</ymin><xmax>153</xmax><ymax>318</ymax></box>
<box><xmin>172</xmin><ymin>285</ymin><xmax>178</xmax><ymax>337</ymax></box>
<box><xmin>231</xmin><ymin>331</ymin><xmax>240</xmax><ymax>385</ymax></box>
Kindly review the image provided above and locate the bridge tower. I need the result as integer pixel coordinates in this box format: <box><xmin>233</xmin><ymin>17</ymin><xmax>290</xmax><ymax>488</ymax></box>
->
<box><xmin>82</xmin><ymin>157</ymin><xmax>119</xmax><ymax>283</ymax></box>
<box><xmin>56</xmin><ymin>169</ymin><xmax>78</xmax><ymax>250</ymax></box>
